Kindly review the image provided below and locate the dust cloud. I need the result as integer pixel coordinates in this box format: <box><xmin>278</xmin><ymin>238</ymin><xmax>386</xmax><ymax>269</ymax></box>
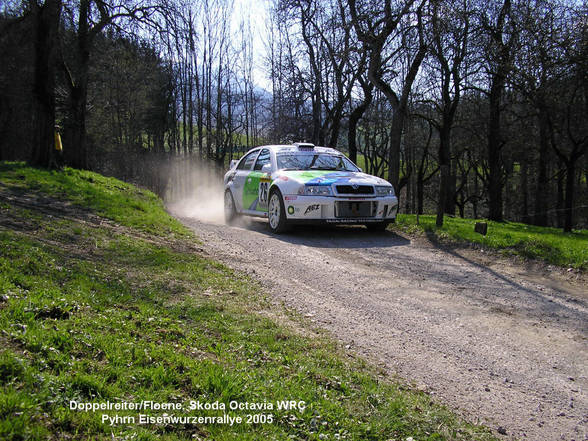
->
<box><xmin>164</xmin><ymin>159</ymin><xmax>227</xmax><ymax>225</ymax></box>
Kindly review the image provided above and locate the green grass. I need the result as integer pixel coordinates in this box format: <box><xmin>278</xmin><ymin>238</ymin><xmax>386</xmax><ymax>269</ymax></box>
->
<box><xmin>0</xmin><ymin>162</ymin><xmax>497</xmax><ymax>440</ymax></box>
<box><xmin>0</xmin><ymin>162</ymin><xmax>188</xmax><ymax>237</ymax></box>
<box><xmin>393</xmin><ymin>214</ymin><xmax>588</xmax><ymax>270</ymax></box>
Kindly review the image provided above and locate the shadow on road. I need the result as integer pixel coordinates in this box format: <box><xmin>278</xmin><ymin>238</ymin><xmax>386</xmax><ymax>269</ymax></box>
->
<box><xmin>423</xmin><ymin>231</ymin><xmax>588</xmax><ymax>332</ymax></box>
<box><xmin>232</xmin><ymin>217</ymin><xmax>411</xmax><ymax>249</ymax></box>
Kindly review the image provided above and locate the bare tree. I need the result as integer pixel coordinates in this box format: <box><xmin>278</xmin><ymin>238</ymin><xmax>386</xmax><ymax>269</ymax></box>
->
<box><xmin>477</xmin><ymin>0</ymin><xmax>517</xmax><ymax>221</ymax></box>
<box><xmin>348</xmin><ymin>75</ymin><xmax>373</xmax><ymax>164</ymax></box>
<box><xmin>348</xmin><ymin>0</ymin><xmax>428</xmax><ymax>191</ymax></box>
<box><xmin>426</xmin><ymin>0</ymin><xmax>471</xmax><ymax>226</ymax></box>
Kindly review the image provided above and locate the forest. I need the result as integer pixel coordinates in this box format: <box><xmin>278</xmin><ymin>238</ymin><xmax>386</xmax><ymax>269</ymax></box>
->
<box><xmin>0</xmin><ymin>0</ymin><xmax>586</xmax><ymax>231</ymax></box>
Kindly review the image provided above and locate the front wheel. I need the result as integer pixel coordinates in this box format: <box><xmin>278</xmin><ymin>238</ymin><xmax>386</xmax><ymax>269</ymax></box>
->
<box><xmin>268</xmin><ymin>189</ymin><xmax>289</xmax><ymax>233</ymax></box>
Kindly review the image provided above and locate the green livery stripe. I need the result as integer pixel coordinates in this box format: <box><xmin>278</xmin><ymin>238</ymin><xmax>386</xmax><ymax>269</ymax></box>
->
<box><xmin>243</xmin><ymin>172</ymin><xmax>265</xmax><ymax>211</ymax></box>
<box><xmin>281</xmin><ymin>170</ymin><xmax>337</xmax><ymax>182</ymax></box>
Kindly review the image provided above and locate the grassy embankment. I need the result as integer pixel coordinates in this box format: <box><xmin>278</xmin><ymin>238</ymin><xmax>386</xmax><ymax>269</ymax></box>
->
<box><xmin>392</xmin><ymin>214</ymin><xmax>588</xmax><ymax>270</ymax></box>
<box><xmin>0</xmin><ymin>162</ymin><xmax>497</xmax><ymax>441</ymax></box>
<box><xmin>350</xmin><ymin>157</ymin><xmax>586</xmax><ymax>269</ymax></box>
<box><xmin>350</xmin><ymin>154</ymin><xmax>587</xmax><ymax>270</ymax></box>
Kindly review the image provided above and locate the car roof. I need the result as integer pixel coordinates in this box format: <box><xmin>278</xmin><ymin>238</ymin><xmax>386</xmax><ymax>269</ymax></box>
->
<box><xmin>254</xmin><ymin>144</ymin><xmax>342</xmax><ymax>155</ymax></box>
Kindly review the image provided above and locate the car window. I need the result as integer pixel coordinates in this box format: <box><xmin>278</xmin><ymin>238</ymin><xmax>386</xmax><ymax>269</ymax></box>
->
<box><xmin>253</xmin><ymin>149</ymin><xmax>271</xmax><ymax>171</ymax></box>
<box><xmin>237</xmin><ymin>150</ymin><xmax>259</xmax><ymax>171</ymax></box>
<box><xmin>276</xmin><ymin>153</ymin><xmax>359</xmax><ymax>172</ymax></box>
<box><xmin>341</xmin><ymin>156</ymin><xmax>359</xmax><ymax>171</ymax></box>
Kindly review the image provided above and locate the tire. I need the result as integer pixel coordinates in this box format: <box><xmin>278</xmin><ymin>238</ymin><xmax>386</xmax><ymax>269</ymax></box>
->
<box><xmin>224</xmin><ymin>190</ymin><xmax>238</xmax><ymax>224</ymax></box>
<box><xmin>366</xmin><ymin>222</ymin><xmax>389</xmax><ymax>232</ymax></box>
<box><xmin>268</xmin><ymin>188</ymin><xmax>289</xmax><ymax>233</ymax></box>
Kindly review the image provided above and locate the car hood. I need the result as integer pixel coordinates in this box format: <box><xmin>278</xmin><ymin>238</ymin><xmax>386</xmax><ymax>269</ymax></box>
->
<box><xmin>274</xmin><ymin>170</ymin><xmax>391</xmax><ymax>187</ymax></box>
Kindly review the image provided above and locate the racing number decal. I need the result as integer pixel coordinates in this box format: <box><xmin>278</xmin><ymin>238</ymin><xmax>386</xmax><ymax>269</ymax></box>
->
<box><xmin>258</xmin><ymin>177</ymin><xmax>271</xmax><ymax>209</ymax></box>
<box><xmin>259</xmin><ymin>182</ymin><xmax>269</xmax><ymax>204</ymax></box>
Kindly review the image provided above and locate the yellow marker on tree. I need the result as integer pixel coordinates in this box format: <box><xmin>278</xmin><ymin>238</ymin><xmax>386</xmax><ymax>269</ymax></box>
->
<box><xmin>54</xmin><ymin>131</ymin><xmax>63</xmax><ymax>151</ymax></box>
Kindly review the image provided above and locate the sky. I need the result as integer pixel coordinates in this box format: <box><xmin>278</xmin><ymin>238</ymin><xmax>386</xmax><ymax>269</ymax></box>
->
<box><xmin>232</xmin><ymin>0</ymin><xmax>272</xmax><ymax>91</ymax></box>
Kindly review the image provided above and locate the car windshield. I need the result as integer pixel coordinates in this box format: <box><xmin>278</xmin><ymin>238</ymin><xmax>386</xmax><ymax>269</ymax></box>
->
<box><xmin>277</xmin><ymin>153</ymin><xmax>359</xmax><ymax>172</ymax></box>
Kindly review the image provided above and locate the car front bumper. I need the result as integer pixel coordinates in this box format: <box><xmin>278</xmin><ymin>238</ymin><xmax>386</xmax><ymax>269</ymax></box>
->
<box><xmin>283</xmin><ymin>195</ymin><xmax>398</xmax><ymax>223</ymax></box>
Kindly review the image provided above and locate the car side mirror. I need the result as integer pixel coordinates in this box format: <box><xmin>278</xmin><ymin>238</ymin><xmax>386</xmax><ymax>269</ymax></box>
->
<box><xmin>229</xmin><ymin>159</ymin><xmax>238</xmax><ymax>169</ymax></box>
<box><xmin>261</xmin><ymin>163</ymin><xmax>272</xmax><ymax>173</ymax></box>
<box><xmin>358</xmin><ymin>167</ymin><xmax>363</xmax><ymax>172</ymax></box>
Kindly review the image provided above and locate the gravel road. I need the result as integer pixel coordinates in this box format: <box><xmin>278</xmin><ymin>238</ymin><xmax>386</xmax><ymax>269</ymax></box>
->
<box><xmin>171</xmin><ymin>209</ymin><xmax>587</xmax><ymax>441</ymax></box>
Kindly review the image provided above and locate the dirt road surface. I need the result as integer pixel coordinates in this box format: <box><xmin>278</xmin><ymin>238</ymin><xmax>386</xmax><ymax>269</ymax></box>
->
<box><xmin>171</xmin><ymin>209</ymin><xmax>587</xmax><ymax>441</ymax></box>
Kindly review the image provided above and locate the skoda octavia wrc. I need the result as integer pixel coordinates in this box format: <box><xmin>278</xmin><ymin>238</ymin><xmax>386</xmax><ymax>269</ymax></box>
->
<box><xmin>223</xmin><ymin>143</ymin><xmax>399</xmax><ymax>233</ymax></box>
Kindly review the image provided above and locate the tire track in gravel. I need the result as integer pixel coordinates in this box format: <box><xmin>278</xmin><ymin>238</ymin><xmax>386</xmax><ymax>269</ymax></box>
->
<box><xmin>171</xmin><ymin>212</ymin><xmax>587</xmax><ymax>441</ymax></box>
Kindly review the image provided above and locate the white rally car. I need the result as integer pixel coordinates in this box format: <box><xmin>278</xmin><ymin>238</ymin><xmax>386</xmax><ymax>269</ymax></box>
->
<box><xmin>223</xmin><ymin>143</ymin><xmax>398</xmax><ymax>233</ymax></box>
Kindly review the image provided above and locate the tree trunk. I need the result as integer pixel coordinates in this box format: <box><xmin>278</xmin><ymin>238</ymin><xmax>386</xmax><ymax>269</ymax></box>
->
<box><xmin>534</xmin><ymin>104</ymin><xmax>550</xmax><ymax>226</ymax></box>
<box><xmin>487</xmin><ymin>80</ymin><xmax>504</xmax><ymax>221</ymax></box>
<box><xmin>30</xmin><ymin>0</ymin><xmax>62</xmax><ymax>169</ymax></box>
<box><xmin>436</xmin><ymin>165</ymin><xmax>450</xmax><ymax>227</ymax></box>
<box><xmin>472</xmin><ymin>171</ymin><xmax>479</xmax><ymax>219</ymax></box>
<box><xmin>188</xmin><ymin>56</ymin><xmax>194</xmax><ymax>155</ymax></box>
<box><xmin>436</xmin><ymin>124</ymin><xmax>451</xmax><ymax>226</ymax></box>
<box><xmin>385</xmin><ymin>46</ymin><xmax>426</xmax><ymax>191</ymax></box>
<box><xmin>312</xmin><ymin>82</ymin><xmax>321</xmax><ymax>144</ymax></box>
<box><xmin>520</xmin><ymin>159</ymin><xmax>529</xmax><ymax>223</ymax></box>
<box><xmin>446</xmin><ymin>157</ymin><xmax>456</xmax><ymax>215</ymax></box>
<box><xmin>388</xmin><ymin>113</ymin><xmax>403</xmax><ymax>190</ymax></box>
<box><xmin>197</xmin><ymin>60</ymin><xmax>203</xmax><ymax>159</ymax></box>
<box><xmin>417</xmin><ymin>171</ymin><xmax>424</xmax><ymax>215</ymax></box>
<box><xmin>328</xmin><ymin>112</ymin><xmax>342</xmax><ymax>148</ymax></box>
<box><xmin>556</xmin><ymin>162</ymin><xmax>565</xmax><ymax>228</ymax></box>
<box><xmin>65</xmin><ymin>73</ymin><xmax>89</xmax><ymax>169</ymax></box>
<box><xmin>564</xmin><ymin>161</ymin><xmax>575</xmax><ymax>232</ymax></box>
<box><xmin>347</xmin><ymin>82</ymin><xmax>372</xmax><ymax>165</ymax></box>
<box><xmin>61</xmin><ymin>0</ymin><xmax>97</xmax><ymax>170</ymax></box>
<box><xmin>485</xmin><ymin>0</ymin><xmax>512</xmax><ymax>222</ymax></box>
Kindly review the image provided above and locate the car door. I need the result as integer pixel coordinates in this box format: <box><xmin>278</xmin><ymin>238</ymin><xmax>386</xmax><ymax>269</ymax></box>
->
<box><xmin>241</xmin><ymin>148</ymin><xmax>271</xmax><ymax>213</ymax></box>
<box><xmin>232</xmin><ymin>149</ymin><xmax>260</xmax><ymax>212</ymax></box>
<box><xmin>251</xmin><ymin>149</ymin><xmax>272</xmax><ymax>212</ymax></box>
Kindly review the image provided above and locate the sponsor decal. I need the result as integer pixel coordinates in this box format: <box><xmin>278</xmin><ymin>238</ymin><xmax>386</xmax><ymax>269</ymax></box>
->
<box><xmin>304</xmin><ymin>204</ymin><xmax>320</xmax><ymax>215</ymax></box>
<box><xmin>279</xmin><ymin>176</ymin><xmax>289</xmax><ymax>181</ymax></box>
<box><xmin>284</xmin><ymin>196</ymin><xmax>298</xmax><ymax>201</ymax></box>
<box><xmin>279</xmin><ymin>170</ymin><xmax>386</xmax><ymax>186</ymax></box>
<box><xmin>326</xmin><ymin>218</ymin><xmax>376</xmax><ymax>223</ymax></box>
<box><xmin>287</xmin><ymin>206</ymin><xmax>295</xmax><ymax>215</ymax></box>
<box><xmin>280</xmin><ymin>170</ymin><xmax>350</xmax><ymax>185</ymax></box>
<box><xmin>306</xmin><ymin>173</ymin><xmax>351</xmax><ymax>186</ymax></box>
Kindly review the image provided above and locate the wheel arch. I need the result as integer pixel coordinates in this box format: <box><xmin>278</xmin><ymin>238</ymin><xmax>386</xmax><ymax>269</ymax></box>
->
<box><xmin>267</xmin><ymin>185</ymin><xmax>289</xmax><ymax>233</ymax></box>
<box><xmin>224</xmin><ymin>188</ymin><xmax>240</xmax><ymax>213</ymax></box>
<box><xmin>268</xmin><ymin>182</ymin><xmax>282</xmax><ymax>196</ymax></box>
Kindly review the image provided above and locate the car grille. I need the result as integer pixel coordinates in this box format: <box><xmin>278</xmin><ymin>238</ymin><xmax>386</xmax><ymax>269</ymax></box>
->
<box><xmin>335</xmin><ymin>201</ymin><xmax>376</xmax><ymax>218</ymax></box>
<box><xmin>335</xmin><ymin>185</ymin><xmax>374</xmax><ymax>195</ymax></box>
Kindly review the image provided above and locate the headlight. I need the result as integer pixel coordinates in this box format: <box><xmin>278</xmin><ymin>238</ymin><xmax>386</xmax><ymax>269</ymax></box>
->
<box><xmin>300</xmin><ymin>185</ymin><xmax>333</xmax><ymax>196</ymax></box>
<box><xmin>375</xmin><ymin>185</ymin><xmax>395</xmax><ymax>196</ymax></box>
